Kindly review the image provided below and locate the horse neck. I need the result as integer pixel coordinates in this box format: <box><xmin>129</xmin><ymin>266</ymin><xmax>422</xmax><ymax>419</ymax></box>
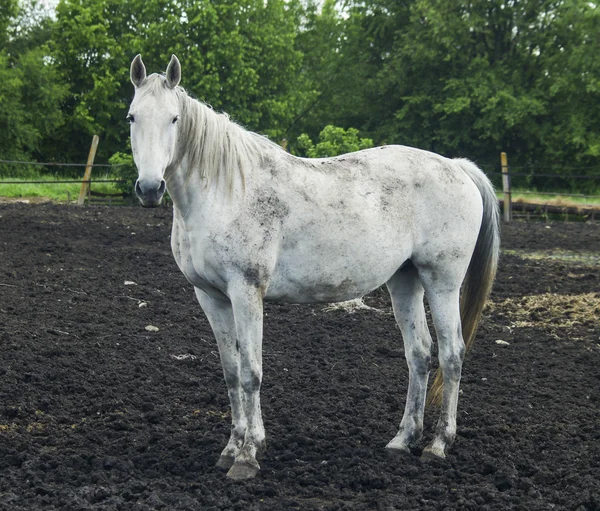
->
<box><xmin>165</xmin><ymin>144</ymin><xmax>247</xmax><ymax>221</ymax></box>
<box><xmin>166</xmin><ymin>93</ymin><xmax>281</xmax><ymax>215</ymax></box>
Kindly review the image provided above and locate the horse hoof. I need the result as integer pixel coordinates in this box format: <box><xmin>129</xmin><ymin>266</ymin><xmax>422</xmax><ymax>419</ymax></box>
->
<box><xmin>227</xmin><ymin>460</ymin><xmax>260</xmax><ymax>480</ymax></box>
<box><xmin>216</xmin><ymin>455</ymin><xmax>235</xmax><ymax>470</ymax></box>
<box><xmin>385</xmin><ymin>444</ymin><xmax>411</xmax><ymax>457</ymax></box>
<box><xmin>420</xmin><ymin>446</ymin><xmax>446</xmax><ymax>462</ymax></box>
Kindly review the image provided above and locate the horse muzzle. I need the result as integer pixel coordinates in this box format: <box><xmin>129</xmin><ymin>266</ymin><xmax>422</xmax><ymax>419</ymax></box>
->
<box><xmin>135</xmin><ymin>178</ymin><xmax>166</xmax><ymax>208</ymax></box>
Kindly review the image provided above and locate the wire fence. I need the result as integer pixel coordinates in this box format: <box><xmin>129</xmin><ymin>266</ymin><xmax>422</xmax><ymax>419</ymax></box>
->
<box><xmin>483</xmin><ymin>170</ymin><xmax>600</xmax><ymax>200</ymax></box>
<box><xmin>0</xmin><ymin>159</ymin><xmax>125</xmax><ymax>168</ymax></box>
<box><xmin>2</xmin><ymin>162</ymin><xmax>597</xmax><ymax>186</ymax></box>
<box><xmin>0</xmin><ymin>179</ymin><xmax>123</xmax><ymax>185</ymax></box>
<box><xmin>0</xmin><ymin>159</ymin><xmax>126</xmax><ymax>196</ymax></box>
<box><xmin>502</xmin><ymin>190</ymin><xmax>600</xmax><ymax>199</ymax></box>
<box><xmin>485</xmin><ymin>170</ymin><xmax>600</xmax><ymax>180</ymax></box>
<box><xmin>0</xmin><ymin>156</ymin><xmax>129</xmax><ymax>204</ymax></box>
<box><xmin>1</xmin><ymin>156</ymin><xmax>599</xmax><ymax>214</ymax></box>
<box><xmin>482</xmin><ymin>154</ymin><xmax>600</xmax><ymax>221</ymax></box>
<box><xmin>0</xmin><ymin>157</ymin><xmax>126</xmax><ymax>192</ymax></box>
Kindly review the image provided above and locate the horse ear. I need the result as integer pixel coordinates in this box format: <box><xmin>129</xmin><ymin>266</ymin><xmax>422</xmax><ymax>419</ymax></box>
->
<box><xmin>166</xmin><ymin>54</ymin><xmax>181</xmax><ymax>89</ymax></box>
<box><xmin>130</xmin><ymin>54</ymin><xmax>146</xmax><ymax>88</ymax></box>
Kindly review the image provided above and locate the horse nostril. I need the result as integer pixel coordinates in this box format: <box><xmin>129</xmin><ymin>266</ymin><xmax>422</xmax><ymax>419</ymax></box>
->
<box><xmin>135</xmin><ymin>178</ymin><xmax>165</xmax><ymax>207</ymax></box>
<box><xmin>135</xmin><ymin>180</ymin><xmax>143</xmax><ymax>198</ymax></box>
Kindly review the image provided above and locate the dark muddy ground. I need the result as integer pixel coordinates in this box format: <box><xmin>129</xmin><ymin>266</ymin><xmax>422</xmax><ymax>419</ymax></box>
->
<box><xmin>0</xmin><ymin>203</ymin><xmax>598</xmax><ymax>510</ymax></box>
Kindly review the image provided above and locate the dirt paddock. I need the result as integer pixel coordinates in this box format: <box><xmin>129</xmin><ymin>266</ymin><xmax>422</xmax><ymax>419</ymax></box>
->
<box><xmin>0</xmin><ymin>203</ymin><xmax>598</xmax><ymax>510</ymax></box>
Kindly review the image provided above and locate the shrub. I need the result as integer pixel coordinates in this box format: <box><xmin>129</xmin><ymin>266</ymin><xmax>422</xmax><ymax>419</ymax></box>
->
<box><xmin>296</xmin><ymin>125</ymin><xmax>374</xmax><ymax>158</ymax></box>
<box><xmin>108</xmin><ymin>152</ymin><xmax>137</xmax><ymax>196</ymax></box>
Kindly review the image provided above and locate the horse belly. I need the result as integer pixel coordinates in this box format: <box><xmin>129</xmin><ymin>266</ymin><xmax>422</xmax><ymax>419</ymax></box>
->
<box><xmin>265</xmin><ymin>235</ymin><xmax>409</xmax><ymax>303</ymax></box>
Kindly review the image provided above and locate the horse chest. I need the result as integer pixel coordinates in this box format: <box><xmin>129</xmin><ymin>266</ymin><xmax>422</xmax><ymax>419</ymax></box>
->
<box><xmin>170</xmin><ymin>219</ymin><xmax>227</xmax><ymax>297</ymax></box>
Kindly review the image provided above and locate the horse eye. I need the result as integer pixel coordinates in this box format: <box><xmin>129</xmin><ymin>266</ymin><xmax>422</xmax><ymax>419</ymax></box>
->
<box><xmin>172</xmin><ymin>115</ymin><xmax>179</xmax><ymax>124</ymax></box>
<box><xmin>126</xmin><ymin>114</ymin><xmax>135</xmax><ymax>123</ymax></box>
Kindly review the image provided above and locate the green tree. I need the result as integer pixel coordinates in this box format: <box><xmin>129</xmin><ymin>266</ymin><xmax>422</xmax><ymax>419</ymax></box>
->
<box><xmin>377</xmin><ymin>1</ymin><xmax>553</xmax><ymax>159</ymax></box>
<box><xmin>536</xmin><ymin>3</ymin><xmax>600</xmax><ymax>175</ymax></box>
<box><xmin>0</xmin><ymin>1</ymin><xmax>67</xmax><ymax>175</ymax></box>
<box><xmin>292</xmin><ymin>0</ymin><xmax>412</xmax><ymax>143</ymax></box>
<box><xmin>50</xmin><ymin>0</ymin><xmax>312</xmax><ymax>170</ymax></box>
<box><xmin>382</xmin><ymin>0</ymin><xmax>599</xmax><ymax>187</ymax></box>
<box><xmin>3</xmin><ymin>0</ymin><xmax>598</xmax><ymax>193</ymax></box>
<box><xmin>298</xmin><ymin>0</ymin><xmax>599</xmax><ymax>190</ymax></box>
<box><xmin>0</xmin><ymin>0</ymin><xmax>18</xmax><ymax>47</ymax></box>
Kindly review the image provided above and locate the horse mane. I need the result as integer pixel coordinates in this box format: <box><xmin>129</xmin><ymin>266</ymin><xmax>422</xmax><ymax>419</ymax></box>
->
<box><xmin>137</xmin><ymin>74</ymin><xmax>283</xmax><ymax>190</ymax></box>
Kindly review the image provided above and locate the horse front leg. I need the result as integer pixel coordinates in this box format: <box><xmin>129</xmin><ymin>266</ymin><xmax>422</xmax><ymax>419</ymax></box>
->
<box><xmin>194</xmin><ymin>289</ymin><xmax>246</xmax><ymax>470</ymax></box>
<box><xmin>226</xmin><ymin>284</ymin><xmax>265</xmax><ymax>480</ymax></box>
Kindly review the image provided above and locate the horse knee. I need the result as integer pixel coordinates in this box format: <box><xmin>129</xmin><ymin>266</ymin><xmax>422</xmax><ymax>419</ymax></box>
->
<box><xmin>439</xmin><ymin>352</ymin><xmax>464</xmax><ymax>381</ymax></box>
<box><xmin>406</xmin><ymin>349</ymin><xmax>431</xmax><ymax>375</ymax></box>
<box><xmin>240</xmin><ymin>368</ymin><xmax>262</xmax><ymax>393</ymax></box>
<box><xmin>438</xmin><ymin>339</ymin><xmax>465</xmax><ymax>375</ymax></box>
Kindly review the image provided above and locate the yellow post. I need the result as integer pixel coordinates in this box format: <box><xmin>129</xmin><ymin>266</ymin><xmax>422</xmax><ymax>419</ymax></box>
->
<box><xmin>501</xmin><ymin>152</ymin><xmax>511</xmax><ymax>222</ymax></box>
<box><xmin>78</xmin><ymin>135</ymin><xmax>100</xmax><ymax>206</ymax></box>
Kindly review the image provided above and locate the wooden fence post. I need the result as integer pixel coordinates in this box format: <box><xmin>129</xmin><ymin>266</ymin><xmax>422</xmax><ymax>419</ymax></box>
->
<box><xmin>77</xmin><ymin>135</ymin><xmax>100</xmax><ymax>206</ymax></box>
<box><xmin>501</xmin><ymin>151</ymin><xmax>512</xmax><ymax>222</ymax></box>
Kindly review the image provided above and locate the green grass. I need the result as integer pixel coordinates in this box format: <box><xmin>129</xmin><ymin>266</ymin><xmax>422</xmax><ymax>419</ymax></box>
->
<box><xmin>1</xmin><ymin>175</ymin><xmax>599</xmax><ymax>207</ymax></box>
<box><xmin>0</xmin><ymin>174</ymin><xmax>121</xmax><ymax>202</ymax></box>
<box><xmin>498</xmin><ymin>190</ymin><xmax>600</xmax><ymax>206</ymax></box>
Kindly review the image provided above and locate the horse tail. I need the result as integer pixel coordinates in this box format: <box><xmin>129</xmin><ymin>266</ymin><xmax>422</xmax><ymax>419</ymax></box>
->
<box><xmin>427</xmin><ymin>159</ymin><xmax>501</xmax><ymax>408</ymax></box>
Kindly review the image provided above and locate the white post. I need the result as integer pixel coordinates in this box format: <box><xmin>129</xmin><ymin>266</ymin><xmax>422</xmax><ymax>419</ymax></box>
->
<box><xmin>501</xmin><ymin>152</ymin><xmax>512</xmax><ymax>223</ymax></box>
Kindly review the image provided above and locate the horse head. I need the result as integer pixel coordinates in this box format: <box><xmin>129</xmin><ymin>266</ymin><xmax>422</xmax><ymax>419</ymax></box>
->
<box><xmin>128</xmin><ymin>54</ymin><xmax>181</xmax><ymax>207</ymax></box>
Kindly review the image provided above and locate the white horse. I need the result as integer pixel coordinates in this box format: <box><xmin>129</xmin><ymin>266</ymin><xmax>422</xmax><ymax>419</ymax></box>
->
<box><xmin>128</xmin><ymin>55</ymin><xmax>500</xmax><ymax>480</ymax></box>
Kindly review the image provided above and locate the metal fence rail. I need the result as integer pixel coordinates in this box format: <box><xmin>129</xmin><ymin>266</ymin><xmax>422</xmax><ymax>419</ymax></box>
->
<box><xmin>484</xmin><ymin>172</ymin><xmax>600</xmax><ymax>200</ymax></box>
<box><xmin>0</xmin><ymin>159</ymin><xmax>123</xmax><ymax>168</ymax></box>
<box><xmin>0</xmin><ymin>179</ymin><xmax>123</xmax><ymax>184</ymax></box>
<box><xmin>1</xmin><ymin>152</ymin><xmax>599</xmax><ymax>216</ymax></box>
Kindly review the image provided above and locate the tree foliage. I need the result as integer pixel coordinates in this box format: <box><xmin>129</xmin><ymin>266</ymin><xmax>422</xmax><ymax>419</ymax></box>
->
<box><xmin>0</xmin><ymin>0</ymin><xmax>598</xmax><ymax>190</ymax></box>
<box><xmin>47</xmin><ymin>0</ymin><xmax>310</xmax><ymax>170</ymax></box>
<box><xmin>0</xmin><ymin>1</ymin><xmax>67</xmax><ymax>175</ymax></box>
<box><xmin>108</xmin><ymin>151</ymin><xmax>136</xmax><ymax>195</ymax></box>
<box><xmin>296</xmin><ymin>125</ymin><xmax>373</xmax><ymax>157</ymax></box>
<box><xmin>298</xmin><ymin>0</ymin><xmax>599</xmax><ymax>188</ymax></box>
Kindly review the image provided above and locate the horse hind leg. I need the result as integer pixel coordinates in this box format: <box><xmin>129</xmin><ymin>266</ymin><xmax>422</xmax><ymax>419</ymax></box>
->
<box><xmin>385</xmin><ymin>262</ymin><xmax>433</xmax><ymax>454</ymax></box>
<box><xmin>418</xmin><ymin>268</ymin><xmax>465</xmax><ymax>459</ymax></box>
